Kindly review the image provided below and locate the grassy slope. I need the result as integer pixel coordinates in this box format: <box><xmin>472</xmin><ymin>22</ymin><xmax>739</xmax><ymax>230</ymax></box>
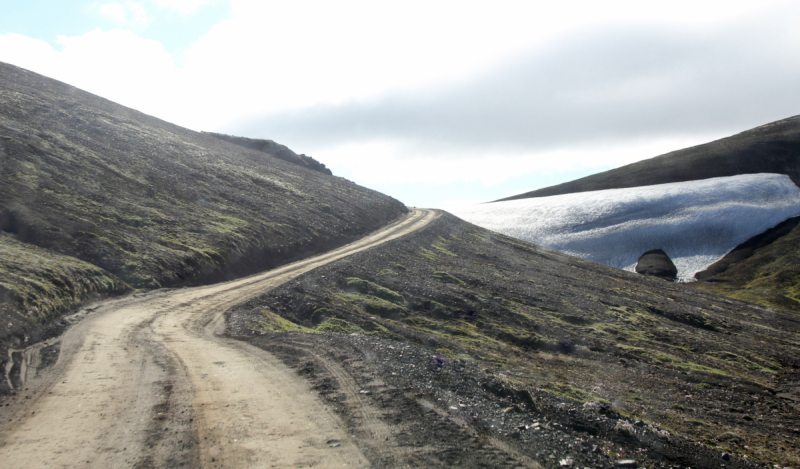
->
<box><xmin>232</xmin><ymin>213</ymin><xmax>800</xmax><ymax>467</ymax></box>
<box><xmin>0</xmin><ymin>61</ymin><xmax>406</xmax><ymax>346</ymax></box>
<box><xmin>1</xmin><ymin>233</ymin><xmax>129</xmax><ymax>347</ymax></box>
<box><xmin>694</xmin><ymin>216</ymin><xmax>800</xmax><ymax>310</ymax></box>
<box><xmin>493</xmin><ymin>115</ymin><xmax>800</xmax><ymax>310</ymax></box>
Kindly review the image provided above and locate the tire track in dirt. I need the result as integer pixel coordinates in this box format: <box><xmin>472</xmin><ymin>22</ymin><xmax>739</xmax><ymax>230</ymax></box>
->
<box><xmin>287</xmin><ymin>344</ymin><xmax>396</xmax><ymax>451</ymax></box>
<box><xmin>0</xmin><ymin>209</ymin><xmax>437</xmax><ymax>468</ymax></box>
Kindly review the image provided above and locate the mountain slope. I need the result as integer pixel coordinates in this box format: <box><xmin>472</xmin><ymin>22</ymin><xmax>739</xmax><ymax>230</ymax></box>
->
<box><xmin>0</xmin><ymin>61</ymin><xmax>406</xmax><ymax>351</ymax></box>
<box><xmin>497</xmin><ymin>114</ymin><xmax>800</xmax><ymax>202</ymax></box>
<box><xmin>229</xmin><ymin>213</ymin><xmax>800</xmax><ymax>468</ymax></box>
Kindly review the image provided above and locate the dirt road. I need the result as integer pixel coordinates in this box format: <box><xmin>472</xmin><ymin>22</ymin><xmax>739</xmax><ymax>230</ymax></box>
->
<box><xmin>0</xmin><ymin>209</ymin><xmax>438</xmax><ymax>468</ymax></box>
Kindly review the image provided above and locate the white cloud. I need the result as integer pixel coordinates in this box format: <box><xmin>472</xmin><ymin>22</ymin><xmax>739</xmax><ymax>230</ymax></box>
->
<box><xmin>125</xmin><ymin>2</ymin><xmax>150</xmax><ymax>27</ymax></box>
<box><xmin>209</xmin><ymin>0</ymin><xmax>791</xmax><ymax>110</ymax></box>
<box><xmin>98</xmin><ymin>3</ymin><xmax>128</xmax><ymax>23</ymax></box>
<box><xmin>153</xmin><ymin>0</ymin><xmax>214</xmax><ymax>16</ymax></box>
<box><xmin>5</xmin><ymin>0</ymin><xmax>796</xmax><ymax>132</ymax></box>
<box><xmin>0</xmin><ymin>30</ymin><xmax>182</xmax><ymax>124</ymax></box>
<box><xmin>224</xmin><ymin>5</ymin><xmax>800</xmax><ymax>180</ymax></box>
<box><xmin>97</xmin><ymin>2</ymin><xmax>149</xmax><ymax>29</ymax></box>
<box><xmin>1</xmin><ymin>0</ymin><xmax>798</xmax><ymax>198</ymax></box>
<box><xmin>311</xmin><ymin>135</ymin><xmax>711</xmax><ymax>188</ymax></box>
<box><xmin>0</xmin><ymin>34</ymin><xmax>60</xmax><ymax>77</ymax></box>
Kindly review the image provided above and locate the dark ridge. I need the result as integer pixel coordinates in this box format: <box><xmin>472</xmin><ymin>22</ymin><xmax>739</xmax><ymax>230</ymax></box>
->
<box><xmin>691</xmin><ymin>215</ymin><xmax>800</xmax><ymax>310</ymax></box>
<box><xmin>495</xmin><ymin>114</ymin><xmax>800</xmax><ymax>201</ymax></box>
<box><xmin>203</xmin><ymin>132</ymin><xmax>333</xmax><ymax>176</ymax></box>
<box><xmin>695</xmin><ymin>216</ymin><xmax>800</xmax><ymax>281</ymax></box>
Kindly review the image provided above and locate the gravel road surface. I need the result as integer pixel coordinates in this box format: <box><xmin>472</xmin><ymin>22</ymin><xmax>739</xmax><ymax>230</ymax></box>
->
<box><xmin>0</xmin><ymin>209</ymin><xmax>437</xmax><ymax>468</ymax></box>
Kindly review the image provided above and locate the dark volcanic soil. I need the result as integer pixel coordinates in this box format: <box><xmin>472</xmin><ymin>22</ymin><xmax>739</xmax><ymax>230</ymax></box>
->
<box><xmin>230</xmin><ymin>212</ymin><xmax>800</xmax><ymax>468</ymax></box>
<box><xmin>227</xmin><ymin>326</ymin><xmax>768</xmax><ymax>468</ymax></box>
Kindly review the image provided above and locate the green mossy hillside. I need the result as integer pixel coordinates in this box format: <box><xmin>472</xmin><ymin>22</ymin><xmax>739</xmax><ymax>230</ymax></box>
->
<box><xmin>0</xmin><ymin>233</ymin><xmax>129</xmax><ymax>323</ymax></box>
<box><xmin>0</xmin><ymin>232</ymin><xmax>130</xmax><ymax>356</ymax></box>
<box><xmin>692</xmin><ymin>216</ymin><xmax>800</xmax><ymax>311</ymax></box>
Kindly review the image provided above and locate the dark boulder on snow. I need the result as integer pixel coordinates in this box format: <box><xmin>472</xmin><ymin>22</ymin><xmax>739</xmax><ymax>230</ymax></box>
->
<box><xmin>635</xmin><ymin>249</ymin><xmax>677</xmax><ymax>280</ymax></box>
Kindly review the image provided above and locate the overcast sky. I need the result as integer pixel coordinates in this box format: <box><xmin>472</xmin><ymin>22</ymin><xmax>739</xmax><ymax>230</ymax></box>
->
<box><xmin>2</xmin><ymin>1</ymin><xmax>799</xmax><ymax>208</ymax></box>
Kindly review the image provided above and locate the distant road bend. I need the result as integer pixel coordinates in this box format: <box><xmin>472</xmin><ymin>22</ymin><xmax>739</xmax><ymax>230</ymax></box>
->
<box><xmin>0</xmin><ymin>209</ymin><xmax>438</xmax><ymax>468</ymax></box>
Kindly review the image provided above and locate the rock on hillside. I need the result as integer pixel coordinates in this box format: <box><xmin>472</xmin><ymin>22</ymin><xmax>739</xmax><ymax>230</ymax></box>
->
<box><xmin>497</xmin><ymin>114</ymin><xmax>800</xmax><ymax>202</ymax></box>
<box><xmin>0</xmin><ymin>61</ymin><xmax>407</xmax><ymax>354</ymax></box>
<box><xmin>203</xmin><ymin>132</ymin><xmax>333</xmax><ymax>176</ymax></box>
<box><xmin>635</xmin><ymin>249</ymin><xmax>678</xmax><ymax>279</ymax></box>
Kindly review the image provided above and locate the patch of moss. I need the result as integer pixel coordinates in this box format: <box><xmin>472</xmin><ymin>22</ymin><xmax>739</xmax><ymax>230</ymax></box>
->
<box><xmin>420</xmin><ymin>247</ymin><xmax>439</xmax><ymax>261</ymax></box>
<box><xmin>435</xmin><ymin>347</ymin><xmax>456</xmax><ymax>359</ymax></box>
<box><xmin>337</xmin><ymin>292</ymin><xmax>408</xmax><ymax>319</ymax></box>
<box><xmin>618</xmin><ymin>345</ymin><xmax>728</xmax><ymax>375</ymax></box>
<box><xmin>431</xmin><ymin>238</ymin><xmax>458</xmax><ymax>257</ymax></box>
<box><xmin>0</xmin><ymin>233</ymin><xmax>130</xmax><ymax>323</ymax></box>
<box><xmin>345</xmin><ymin>278</ymin><xmax>404</xmax><ymax>305</ymax></box>
<box><xmin>254</xmin><ymin>307</ymin><xmax>311</xmax><ymax>332</ymax></box>
<box><xmin>443</xmin><ymin>320</ymin><xmax>480</xmax><ymax>337</ymax></box>
<box><xmin>310</xmin><ymin>307</ymin><xmax>333</xmax><ymax>325</ymax></box>
<box><xmin>468</xmin><ymin>231</ymin><xmax>491</xmax><ymax>242</ymax></box>
<box><xmin>316</xmin><ymin>318</ymin><xmax>366</xmax><ymax>335</ymax></box>
<box><xmin>428</xmin><ymin>300</ymin><xmax>455</xmax><ymax>316</ymax></box>
<box><xmin>433</xmin><ymin>271</ymin><xmax>465</xmax><ymax>285</ymax></box>
<box><xmin>704</xmin><ymin>351</ymin><xmax>780</xmax><ymax>373</ymax></box>
<box><xmin>358</xmin><ymin>320</ymin><xmax>393</xmax><ymax>337</ymax></box>
<box><xmin>543</xmin><ymin>381</ymin><xmax>589</xmax><ymax>401</ymax></box>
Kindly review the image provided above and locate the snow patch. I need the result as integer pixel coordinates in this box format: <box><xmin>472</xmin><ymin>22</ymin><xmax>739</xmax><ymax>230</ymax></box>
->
<box><xmin>450</xmin><ymin>174</ymin><xmax>800</xmax><ymax>280</ymax></box>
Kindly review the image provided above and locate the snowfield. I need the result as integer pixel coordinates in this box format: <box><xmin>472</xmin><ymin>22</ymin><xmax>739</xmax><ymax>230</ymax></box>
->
<box><xmin>450</xmin><ymin>174</ymin><xmax>800</xmax><ymax>280</ymax></box>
